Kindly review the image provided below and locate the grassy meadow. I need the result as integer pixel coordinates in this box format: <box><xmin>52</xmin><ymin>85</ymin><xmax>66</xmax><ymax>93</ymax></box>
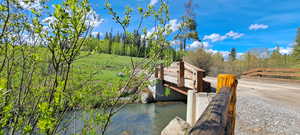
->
<box><xmin>73</xmin><ymin>52</ymin><xmax>142</xmax><ymax>83</ymax></box>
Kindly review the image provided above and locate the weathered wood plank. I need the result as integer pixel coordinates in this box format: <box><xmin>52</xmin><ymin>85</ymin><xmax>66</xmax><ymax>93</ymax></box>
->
<box><xmin>163</xmin><ymin>83</ymin><xmax>188</xmax><ymax>95</ymax></box>
<box><xmin>195</xmin><ymin>71</ymin><xmax>204</xmax><ymax>92</ymax></box>
<box><xmin>248</xmin><ymin>72</ymin><xmax>300</xmax><ymax>77</ymax></box>
<box><xmin>178</xmin><ymin>60</ymin><xmax>185</xmax><ymax>87</ymax></box>
<box><xmin>164</xmin><ymin>76</ymin><xmax>194</xmax><ymax>89</ymax></box>
<box><xmin>243</xmin><ymin>68</ymin><xmax>300</xmax><ymax>75</ymax></box>
<box><xmin>189</xmin><ymin>87</ymin><xmax>234</xmax><ymax>135</ymax></box>
<box><xmin>184</xmin><ymin>62</ymin><xmax>205</xmax><ymax>72</ymax></box>
<box><xmin>159</xmin><ymin>64</ymin><xmax>164</xmax><ymax>80</ymax></box>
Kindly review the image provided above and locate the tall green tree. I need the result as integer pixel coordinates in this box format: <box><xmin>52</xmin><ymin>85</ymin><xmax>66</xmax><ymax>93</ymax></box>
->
<box><xmin>293</xmin><ymin>28</ymin><xmax>300</xmax><ymax>60</ymax></box>
<box><xmin>229</xmin><ymin>48</ymin><xmax>237</xmax><ymax>61</ymax></box>
<box><xmin>108</xmin><ymin>28</ymin><xmax>113</xmax><ymax>54</ymax></box>
<box><xmin>175</xmin><ymin>0</ymin><xmax>199</xmax><ymax>51</ymax></box>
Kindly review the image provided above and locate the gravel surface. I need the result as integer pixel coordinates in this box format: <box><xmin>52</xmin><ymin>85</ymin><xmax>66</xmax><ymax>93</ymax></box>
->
<box><xmin>204</xmin><ymin>77</ymin><xmax>300</xmax><ymax>135</ymax></box>
<box><xmin>236</xmin><ymin>93</ymin><xmax>300</xmax><ymax>135</ymax></box>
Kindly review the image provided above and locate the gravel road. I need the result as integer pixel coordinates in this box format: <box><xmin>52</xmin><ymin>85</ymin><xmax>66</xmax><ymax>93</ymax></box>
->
<box><xmin>204</xmin><ymin>77</ymin><xmax>300</xmax><ymax>135</ymax></box>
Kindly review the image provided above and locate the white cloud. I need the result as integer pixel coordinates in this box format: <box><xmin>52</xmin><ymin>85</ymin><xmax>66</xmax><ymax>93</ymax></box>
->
<box><xmin>91</xmin><ymin>32</ymin><xmax>103</xmax><ymax>37</ymax></box>
<box><xmin>225</xmin><ymin>31</ymin><xmax>245</xmax><ymax>39</ymax></box>
<box><xmin>143</xmin><ymin>19</ymin><xmax>180</xmax><ymax>39</ymax></box>
<box><xmin>219</xmin><ymin>51</ymin><xmax>231</xmax><ymax>58</ymax></box>
<box><xmin>289</xmin><ymin>42</ymin><xmax>297</xmax><ymax>47</ymax></box>
<box><xmin>190</xmin><ymin>41</ymin><xmax>209</xmax><ymax>49</ymax></box>
<box><xmin>205</xmin><ymin>49</ymin><xmax>244</xmax><ymax>60</ymax></box>
<box><xmin>279</xmin><ymin>48</ymin><xmax>293</xmax><ymax>55</ymax></box>
<box><xmin>274</xmin><ymin>47</ymin><xmax>293</xmax><ymax>55</ymax></box>
<box><xmin>237</xmin><ymin>53</ymin><xmax>244</xmax><ymax>58</ymax></box>
<box><xmin>42</xmin><ymin>16</ymin><xmax>56</xmax><ymax>25</ymax></box>
<box><xmin>144</xmin><ymin>27</ymin><xmax>156</xmax><ymax>38</ymax></box>
<box><xmin>249</xmin><ymin>24</ymin><xmax>269</xmax><ymax>30</ymax></box>
<box><xmin>206</xmin><ymin>49</ymin><xmax>218</xmax><ymax>54</ymax></box>
<box><xmin>170</xmin><ymin>40</ymin><xmax>180</xmax><ymax>46</ymax></box>
<box><xmin>86</xmin><ymin>10</ymin><xmax>104</xmax><ymax>28</ymax></box>
<box><xmin>203</xmin><ymin>31</ymin><xmax>244</xmax><ymax>42</ymax></box>
<box><xmin>149</xmin><ymin>0</ymin><xmax>159</xmax><ymax>6</ymax></box>
<box><xmin>166</xmin><ymin>19</ymin><xmax>181</xmax><ymax>32</ymax></box>
<box><xmin>206</xmin><ymin>49</ymin><xmax>230</xmax><ymax>57</ymax></box>
<box><xmin>203</xmin><ymin>33</ymin><xmax>227</xmax><ymax>42</ymax></box>
<box><xmin>42</xmin><ymin>9</ymin><xmax>104</xmax><ymax>29</ymax></box>
<box><xmin>18</xmin><ymin>0</ymin><xmax>42</xmax><ymax>11</ymax></box>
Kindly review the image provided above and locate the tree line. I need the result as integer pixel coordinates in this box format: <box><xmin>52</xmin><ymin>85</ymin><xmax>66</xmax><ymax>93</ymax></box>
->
<box><xmin>83</xmin><ymin>30</ymin><xmax>181</xmax><ymax>60</ymax></box>
<box><xmin>185</xmin><ymin>28</ymin><xmax>300</xmax><ymax>78</ymax></box>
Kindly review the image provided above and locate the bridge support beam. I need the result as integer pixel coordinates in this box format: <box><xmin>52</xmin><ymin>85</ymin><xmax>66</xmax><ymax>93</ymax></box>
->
<box><xmin>148</xmin><ymin>78</ymin><xmax>186</xmax><ymax>101</ymax></box>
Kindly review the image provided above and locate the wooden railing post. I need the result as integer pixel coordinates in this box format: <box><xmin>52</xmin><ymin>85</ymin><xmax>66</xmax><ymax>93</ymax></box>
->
<box><xmin>216</xmin><ymin>74</ymin><xmax>237</xmax><ymax>135</ymax></box>
<box><xmin>177</xmin><ymin>60</ymin><xmax>185</xmax><ymax>87</ymax></box>
<box><xmin>190</xmin><ymin>74</ymin><xmax>238</xmax><ymax>135</ymax></box>
<box><xmin>195</xmin><ymin>71</ymin><xmax>204</xmax><ymax>92</ymax></box>
<box><xmin>155</xmin><ymin>67</ymin><xmax>159</xmax><ymax>78</ymax></box>
<box><xmin>159</xmin><ymin>64</ymin><xmax>164</xmax><ymax>80</ymax></box>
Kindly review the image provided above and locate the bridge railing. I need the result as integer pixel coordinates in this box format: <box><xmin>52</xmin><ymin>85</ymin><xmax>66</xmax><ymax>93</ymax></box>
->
<box><xmin>190</xmin><ymin>74</ymin><xmax>237</xmax><ymax>135</ymax></box>
<box><xmin>242</xmin><ymin>68</ymin><xmax>300</xmax><ymax>79</ymax></box>
<box><xmin>155</xmin><ymin>60</ymin><xmax>205</xmax><ymax>92</ymax></box>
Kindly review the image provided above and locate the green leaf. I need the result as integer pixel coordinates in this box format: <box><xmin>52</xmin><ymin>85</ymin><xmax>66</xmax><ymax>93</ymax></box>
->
<box><xmin>0</xmin><ymin>4</ymin><xmax>7</xmax><ymax>11</ymax></box>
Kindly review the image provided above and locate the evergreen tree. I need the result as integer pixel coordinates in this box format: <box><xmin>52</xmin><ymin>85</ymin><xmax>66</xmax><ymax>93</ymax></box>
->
<box><xmin>108</xmin><ymin>29</ymin><xmax>113</xmax><ymax>54</ymax></box>
<box><xmin>96</xmin><ymin>32</ymin><xmax>100</xmax><ymax>40</ymax></box>
<box><xmin>104</xmin><ymin>32</ymin><xmax>109</xmax><ymax>40</ymax></box>
<box><xmin>175</xmin><ymin>0</ymin><xmax>199</xmax><ymax>51</ymax></box>
<box><xmin>229</xmin><ymin>48</ymin><xmax>237</xmax><ymax>61</ymax></box>
<box><xmin>114</xmin><ymin>32</ymin><xmax>121</xmax><ymax>42</ymax></box>
<box><xmin>270</xmin><ymin>46</ymin><xmax>284</xmax><ymax>67</ymax></box>
<box><xmin>293</xmin><ymin>28</ymin><xmax>300</xmax><ymax>60</ymax></box>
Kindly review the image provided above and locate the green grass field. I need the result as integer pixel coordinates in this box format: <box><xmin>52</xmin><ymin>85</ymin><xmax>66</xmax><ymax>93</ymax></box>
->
<box><xmin>73</xmin><ymin>53</ymin><xmax>142</xmax><ymax>85</ymax></box>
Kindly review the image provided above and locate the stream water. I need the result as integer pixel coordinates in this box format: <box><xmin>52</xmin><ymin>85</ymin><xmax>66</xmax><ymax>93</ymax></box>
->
<box><xmin>63</xmin><ymin>102</ymin><xmax>186</xmax><ymax>135</ymax></box>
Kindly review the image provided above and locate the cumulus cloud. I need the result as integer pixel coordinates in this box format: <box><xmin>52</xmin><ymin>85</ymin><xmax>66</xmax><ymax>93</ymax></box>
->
<box><xmin>86</xmin><ymin>10</ymin><xmax>104</xmax><ymax>28</ymax></box>
<box><xmin>18</xmin><ymin>0</ymin><xmax>43</xmax><ymax>11</ymax></box>
<box><xmin>91</xmin><ymin>32</ymin><xmax>103</xmax><ymax>37</ymax></box>
<box><xmin>249</xmin><ymin>24</ymin><xmax>269</xmax><ymax>30</ymax></box>
<box><xmin>42</xmin><ymin>16</ymin><xmax>56</xmax><ymax>25</ymax></box>
<box><xmin>203</xmin><ymin>31</ymin><xmax>244</xmax><ymax>42</ymax></box>
<box><xmin>42</xmin><ymin>9</ymin><xmax>104</xmax><ymax>29</ymax></box>
<box><xmin>271</xmin><ymin>47</ymin><xmax>293</xmax><ymax>55</ymax></box>
<box><xmin>142</xmin><ymin>19</ymin><xmax>180</xmax><ymax>39</ymax></box>
<box><xmin>225</xmin><ymin>31</ymin><xmax>244</xmax><ymax>39</ymax></box>
<box><xmin>149</xmin><ymin>0</ymin><xmax>159</xmax><ymax>6</ymax></box>
<box><xmin>289</xmin><ymin>42</ymin><xmax>297</xmax><ymax>47</ymax></box>
<box><xmin>279</xmin><ymin>48</ymin><xmax>293</xmax><ymax>55</ymax></box>
<box><xmin>206</xmin><ymin>49</ymin><xmax>230</xmax><ymax>57</ymax></box>
<box><xmin>170</xmin><ymin>40</ymin><xmax>180</xmax><ymax>46</ymax></box>
<box><xmin>203</xmin><ymin>33</ymin><xmax>227</xmax><ymax>42</ymax></box>
<box><xmin>189</xmin><ymin>41</ymin><xmax>209</xmax><ymax>49</ymax></box>
<box><xmin>166</xmin><ymin>19</ymin><xmax>181</xmax><ymax>32</ymax></box>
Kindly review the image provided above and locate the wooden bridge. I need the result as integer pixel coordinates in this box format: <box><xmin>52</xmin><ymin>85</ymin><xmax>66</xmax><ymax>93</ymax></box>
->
<box><xmin>154</xmin><ymin>60</ymin><xmax>206</xmax><ymax>95</ymax></box>
<box><xmin>156</xmin><ymin>61</ymin><xmax>237</xmax><ymax>135</ymax></box>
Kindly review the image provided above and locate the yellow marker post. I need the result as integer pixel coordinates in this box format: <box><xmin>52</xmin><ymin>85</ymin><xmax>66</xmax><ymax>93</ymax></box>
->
<box><xmin>217</xmin><ymin>74</ymin><xmax>238</xmax><ymax>135</ymax></box>
<box><xmin>217</xmin><ymin>74</ymin><xmax>237</xmax><ymax>93</ymax></box>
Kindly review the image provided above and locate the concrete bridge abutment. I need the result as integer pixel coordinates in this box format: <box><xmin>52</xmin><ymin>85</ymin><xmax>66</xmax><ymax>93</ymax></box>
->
<box><xmin>186</xmin><ymin>90</ymin><xmax>215</xmax><ymax>126</ymax></box>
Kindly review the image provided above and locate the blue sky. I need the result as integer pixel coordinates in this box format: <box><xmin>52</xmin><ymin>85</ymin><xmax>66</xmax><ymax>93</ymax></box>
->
<box><xmin>87</xmin><ymin>0</ymin><xmax>300</xmax><ymax>56</ymax></box>
<box><xmin>19</xmin><ymin>0</ymin><xmax>299</xmax><ymax>56</ymax></box>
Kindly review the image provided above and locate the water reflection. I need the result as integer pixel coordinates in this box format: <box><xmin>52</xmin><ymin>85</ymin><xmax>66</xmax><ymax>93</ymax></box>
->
<box><xmin>64</xmin><ymin>102</ymin><xmax>186</xmax><ymax>135</ymax></box>
<box><xmin>106</xmin><ymin>102</ymin><xmax>186</xmax><ymax>135</ymax></box>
